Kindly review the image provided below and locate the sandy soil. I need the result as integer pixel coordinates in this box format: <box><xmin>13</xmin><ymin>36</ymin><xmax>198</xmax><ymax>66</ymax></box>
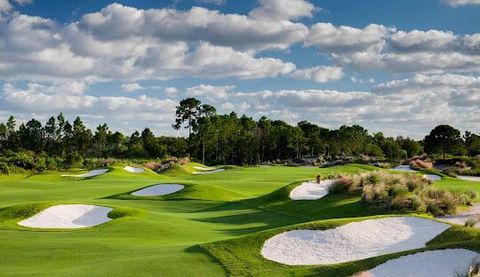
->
<box><xmin>423</xmin><ymin>174</ymin><xmax>441</xmax><ymax>181</ymax></box>
<box><xmin>392</xmin><ymin>165</ymin><xmax>417</xmax><ymax>172</ymax></box>
<box><xmin>193</xmin><ymin>169</ymin><xmax>225</xmax><ymax>175</ymax></box>
<box><xmin>124</xmin><ymin>166</ymin><xmax>145</xmax><ymax>173</ymax></box>
<box><xmin>132</xmin><ymin>184</ymin><xmax>185</xmax><ymax>196</ymax></box>
<box><xmin>61</xmin><ymin>169</ymin><xmax>108</xmax><ymax>178</ymax></box>
<box><xmin>364</xmin><ymin>249</ymin><xmax>478</xmax><ymax>277</ymax></box>
<box><xmin>261</xmin><ymin>217</ymin><xmax>449</xmax><ymax>265</ymax></box>
<box><xmin>18</xmin><ymin>204</ymin><xmax>112</xmax><ymax>229</ymax></box>
<box><xmin>437</xmin><ymin>204</ymin><xmax>480</xmax><ymax>227</ymax></box>
<box><xmin>458</xmin><ymin>175</ymin><xmax>480</xmax><ymax>182</ymax></box>
<box><xmin>289</xmin><ymin>180</ymin><xmax>336</xmax><ymax>200</ymax></box>
<box><xmin>193</xmin><ymin>166</ymin><xmax>216</xmax><ymax>171</ymax></box>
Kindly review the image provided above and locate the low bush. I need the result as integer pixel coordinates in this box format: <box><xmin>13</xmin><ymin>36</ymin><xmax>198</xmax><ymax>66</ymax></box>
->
<box><xmin>328</xmin><ymin>171</ymin><xmax>476</xmax><ymax>216</ymax></box>
<box><xmin>465</xmin><ymin>217</ymin><xmax>478</xmax><ymax>228</ymax></box>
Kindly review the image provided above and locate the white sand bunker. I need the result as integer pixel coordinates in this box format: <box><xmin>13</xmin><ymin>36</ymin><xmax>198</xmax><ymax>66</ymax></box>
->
<box><xmin>193</xmin><ymin>169</ymin><xmax>225</xmax><ymax>175</ymax></box>
<box><xmin>392</xmin><ymin>165</ymin><xmax>417</xmax><ymax>172</ymax></box>
<box><xmin>132</xmin><ymin>184</ymin><xmax>185</xmax><ymax>196</ymax></box>
<box><xmin>423</xmin><ymin>174</ymin><xmax>441</xmax><ymax>181</ymax></box>
<box><xmin>261</xmin><ymin>217</ymin><xmax>449</xmax><ymax>265</ymax></box>
<box><xmin>124</xmin><ymin>166</ymin><xmax>145</xmax><ymax>173</ymax></box>
<box><xmin>437</xmin><ymin>204</ymin><xmax>480</xmax><ymax>227</ymax></box>
<box><xmin>289</xmin><ymin>180</ymin><xmax>337</xmax><ymax>200</ymax></box>
<box><xmin>193</xmin><ymin>166</ymin><xmax>216</xmax><ymax>171</ymax></box>
<box><xmin>18</xmin><ymin>204</ymin><xmax>112</xmax><ymax>229</ymax></box>
<box><xmin>62</xmin><ymin>169</ymin><xmax>108</xmax><ymax>178</ymax></box>
<box><xmin>458</xmin><ymin>175</ymin><xmax>480</xmax><ymax>182</ymax></box>
<box><xmin>365</xmin><ymin>249</ymin><xmax>478</xmax><ymax>277</ymax></box>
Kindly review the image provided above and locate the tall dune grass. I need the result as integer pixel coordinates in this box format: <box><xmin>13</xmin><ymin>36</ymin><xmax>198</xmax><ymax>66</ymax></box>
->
<box><xmin>329</xmin><ymin>171</ymin><xmax>477</xmax><ymax>216</ymax></box>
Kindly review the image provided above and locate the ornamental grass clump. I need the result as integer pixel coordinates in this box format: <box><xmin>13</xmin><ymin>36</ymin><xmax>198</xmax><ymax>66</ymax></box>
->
<box><xmin>328</xmin><ymin>171</ymin><xmax>477</xmax><ymax>216</ymax></box>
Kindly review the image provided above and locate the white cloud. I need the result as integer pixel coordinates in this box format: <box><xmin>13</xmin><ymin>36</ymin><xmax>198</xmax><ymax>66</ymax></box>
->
<box><xmin>164</xmin><ymin>87</ymin><xmax>178</xmax><ymax>97</ymax></box>
<box><xmin>1</xmin><ymin>82</ymin><xmax>178</xmax><ymax>135</ymax></box>
<box><xmin>442</xmin><ymin>0</ymin><xmax>480</xmax><ymax>6</ymax></box>
<box><xmin>390</xmin><ymin>30</ymin><xmax>457</xmax><ymax>51</ymax></box>
<box><xmin>0</xmin><ymin>7</ymin><xmax>300</xmax><ymax>82</ymax></box>
<box><xmin>306</xmin><ymin>23</ymin><xmax>480</xmax><ymax>73</ymax></box>
<box><xmin>306</xmin><ymin>23</ymin><xmax>391</xmax><ymax>52</ymax></box>
<box><xmin>121</xmin><ymin>83</ymin><xmax>145</xmax><ymax>92</ymax></box>
<box><xmin>0</xmin><ymin>0</ymin><xmax>12</xmax><ymax>12</ymax></box>
<box><xmin>291</xmin><ymin>66</ymin><xmax>344</xmax><ymax>83</ymax></box>
<box><xmin>77</xmin><ymin>3</ymin><xmax>308</xmax><ymax>51</ymax></box>
<box><xmin>187</xmin><ymin>84</ymin><xmax>235</xmax><ymax>101</ymax></box>
<box><xmin>196</xmin><ymin>0</ymin><xmax>225</xmax><ymax>5</ymax></box>
<box><xmin>249</xmin><ymin>0</ymin><xmax>315</xmax><ymax>21</ymax></box>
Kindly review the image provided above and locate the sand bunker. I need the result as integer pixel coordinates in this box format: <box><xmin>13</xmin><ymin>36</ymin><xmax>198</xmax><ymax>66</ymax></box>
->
<box><xmin>437</xmin><ymin>204</ymin><xmax>480</xmax><ymax>227</ymax></box>
<box><xmin>261</xmin><ymin>217</ymin><xmax>449</xmax><ymax>265</ymax></box>
<box><xmin>458</xmin><ymin>175</ymin><xmax>480</xmax><ymax>182</ymax></box>
<box><xmin>18</xmin><ymin>204</ymin><xmax>112</xmax><ymax>229</ymax></box>
<box><xmin>61</xmin><ymin>169</ymin><xmax>108</xmax><ymax>178</ymax></box>
<box><xmin>193</xmin><ymin>166</ymin><xmax>216</xmax><ymax>171</ymax></box>
<box><xmin>193</xmin><ymin>169</ymin><xmax>225</xmax><ymax>175</ymax></box>
<box><xmin>124</xmin><ymin>166</ymin><xmax>145</xmax><ymax>173</ymax></box>
<box><xmin>289</xmin><ymin>180</ymin><xmax>336</xmax><ymax>200</ymax></box>
<box><xmin>132</xmin><ymin>184</ymin><xmax>185</xmax><ymax>196</ymax></box>
<box><xmin>392</xmin><ymin>165</ymin><xmax>417</xmax><ymax>172</ymax></box>
<box><xmin>423</xmin><ymin>174</ymin><xmax>441</xmax><ymax>181</ymax></box>
<box><xmin>365</xmin><ymin>249</ymin><xmax>478</xmax><ymax>277</ymax></box>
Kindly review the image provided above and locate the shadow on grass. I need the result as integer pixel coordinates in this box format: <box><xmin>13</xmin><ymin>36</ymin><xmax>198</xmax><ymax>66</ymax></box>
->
<box><xmin>188</xmin><ymin>181</ymin><xmax>385</xmax><ymax>236</ymax></box>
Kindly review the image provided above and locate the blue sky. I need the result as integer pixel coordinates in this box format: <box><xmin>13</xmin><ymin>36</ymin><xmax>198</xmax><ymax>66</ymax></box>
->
<box><xmin>0</xmin><ymin>0</ymin><xmax>479</xmax><ymax>138</ymax></box>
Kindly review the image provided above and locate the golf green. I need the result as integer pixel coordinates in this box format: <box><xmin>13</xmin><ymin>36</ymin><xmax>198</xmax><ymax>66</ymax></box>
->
<box><xmin>0</xmin><ymin>164</ymin><xmax>478</xmax><ymax>276</ymax></box>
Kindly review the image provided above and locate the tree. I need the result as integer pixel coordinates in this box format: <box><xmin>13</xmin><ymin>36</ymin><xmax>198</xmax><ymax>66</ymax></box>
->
<box><xmin>465</xmin><ymin>132</ymin><xmax>480</xmax><ymax>156</ymax></box>
<box><xmin>424</xmin><ymin>125</ymin><xmax>463</xmax><ymax>159</ymax></box>
<box><xmin>173</xmin><ymin>98</ymin><xmax>202</xmax><ymax>136</ymax></box>
<box><xmin>18</xmin><ymin>119</ymin><xmax>44</xmax><ymax>152</ymax></box>
<box><xmin>396</xmin><ymin>136</ymin><xmax>422</xmax><ymax>158</ymax></box>
<box><xmin>72</xmin><ymin>117</ymin><xmax>93</xmax><ymax>155</ymax></box>
<box><xmin>142</xmin><ymin>128</ymin><xmax>166</xmax><ymax>158</ymax></box>
<box><xmin>197</xmin><ymin>104</ymin><xmax>217</xmax><ymax>164</ymax></box>
<box><xmin>93</xmin><ymin>124</ymin><xmax>109</xmax><ymax>157</ymax></box>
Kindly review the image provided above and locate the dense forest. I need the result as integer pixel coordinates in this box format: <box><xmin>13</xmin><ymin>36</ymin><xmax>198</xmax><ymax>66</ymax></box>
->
<box><xmin>0</xmin><ymin>97</ymin><xmax>479</xmax><ymax>171</ymax></box>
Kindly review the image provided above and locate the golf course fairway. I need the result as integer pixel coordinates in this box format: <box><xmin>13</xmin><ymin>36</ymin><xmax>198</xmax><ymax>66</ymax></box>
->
<box><xmin>1</xmin><ymin>164</ymin><xmax>480</xmax><ymax>276</ymax></box>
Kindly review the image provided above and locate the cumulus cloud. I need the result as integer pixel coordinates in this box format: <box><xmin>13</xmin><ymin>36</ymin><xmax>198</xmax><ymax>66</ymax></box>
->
<box><xmin>164</xmin><ymin>87</ymin><xmax>178</xmax><ymax>97</ymax></box>
<box><xmin>180</xmin><ymin>73</ymin><xmax>480</xmax><ymax>137</ymax></box>
<box><xmin>2</xmin><ymin>72</ymin><xmax>480</xmax><ymax>137</ymax></box>
<box><xmin>442</xmin><ymin>0</ymin><xmax>480</xmax><ymax>6</ymax></box>
<box><xmin>121</xmin><ymin>83</ymin><xmax>145</xmax><ymax>92</ymax></box>
<box><xmin>306</xmin><ymin>23</ymin><xmax>480</xmax><ymax>73</ymax></box>
<box><xmin>196</xmin><ymin>0</ymin><xmax>225</xmax><ymax>5</ymax></box>
<box><xmin>187</xmin><ymin>84</ymin><xmax>235</xmax><ymax>101</ymax></box>
<box><xmin>76</xmin><ymin>3</ymin><xmax>308</xmax><ymax>51</ymax></box>
<box><xmin>0</xmin><ymin>5</ymin><xmax>301</xmax><ymax>82</ymax></box>
<box><xmin>249</xmin><ymin>0</ymin><xmax>315</xmax><ymax>21</ymax></box>
<box><xmin>1</xmin><ymin>82</ymin><xmax>178</xmax><ymax>135</ymax></box>
<box><xmin>291</xmin><ymin>66</ymin><xmax>344</xmax><ymax>83</ymax></box>
<box><xmin>0</xmin><ymin>0</ymin><xmax>12</xmax><ymax>12</ymax></box>
<box><xmin>306</xmin><ymin>23</ymin><xmax>391</xmax><ymax>52</ymax></box>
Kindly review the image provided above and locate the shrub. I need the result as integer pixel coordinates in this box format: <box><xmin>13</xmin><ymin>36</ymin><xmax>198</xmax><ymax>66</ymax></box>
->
<box><xmin>427</xmin><ymin>201</ymin><xmax>443</xmax><ymax>216</ymax></box>
<box><xmin>410</xmin><ymin>195</ymin><xmax>427</xmax><ymax>212</ymax></box>
<box><xmin>341</xmin><ymin>171</ymin><xmax>476</xmax><ymax>216</ymax></box>
<box><xmin>328</xmin><ymin>176</ymin><xmax>353</xmax><ymax>194</ymax></box>
<box><xmin>0</xmin><ymin>162</ymin><xmax>9</xmax><ymax>175</ymax></box>
<box><xmin>465</xmin><ymin>217</ymin><xmax>478</xmax><ymax>228</ymax></box>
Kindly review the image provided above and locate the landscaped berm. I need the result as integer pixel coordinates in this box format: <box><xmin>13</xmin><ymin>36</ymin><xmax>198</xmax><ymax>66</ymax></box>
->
<box><xmin>1</xmin><ymin>162</ymin><xmax>480</xmax><ymax>277</ymax></box>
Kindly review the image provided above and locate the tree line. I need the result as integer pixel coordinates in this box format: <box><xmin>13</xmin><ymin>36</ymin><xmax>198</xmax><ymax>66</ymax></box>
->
<box><xmin>0</xmin><ymin>97</ymin><xmax>479</xmax><ymax>168</ymax></box>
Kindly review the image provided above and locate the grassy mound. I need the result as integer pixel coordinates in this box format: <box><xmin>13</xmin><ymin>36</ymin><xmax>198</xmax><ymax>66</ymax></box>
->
<box><xmin>202</xmin><ymin>215</ymin><xmax>480</xmax><ymax>277</ymax></box>
<box><xmin>328</xmin><ymin>171</ymin><xmax>477</xmax><ymax>216</ymax></box>
<box><xmin>0</xmin><ymin>202</ymin><xmax>142</xmax><ymax>230</ymax></box>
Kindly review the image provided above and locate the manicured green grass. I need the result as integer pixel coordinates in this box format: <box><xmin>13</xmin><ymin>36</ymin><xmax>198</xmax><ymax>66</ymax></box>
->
<box><xmin>0</xmin><ymin>163</ymin><xmax>478</xmax><ymax>276</ymax></box>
